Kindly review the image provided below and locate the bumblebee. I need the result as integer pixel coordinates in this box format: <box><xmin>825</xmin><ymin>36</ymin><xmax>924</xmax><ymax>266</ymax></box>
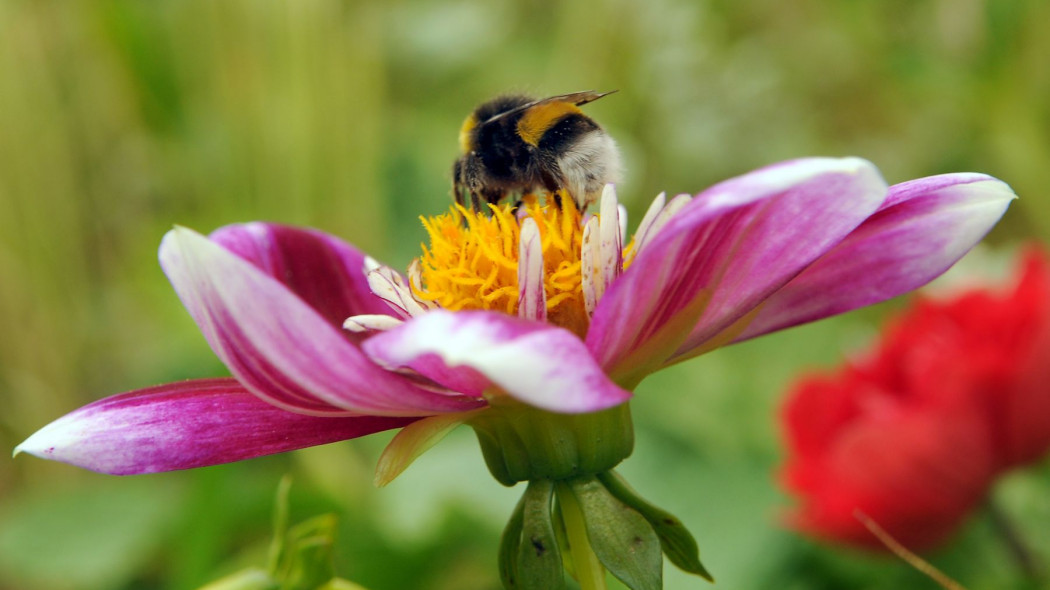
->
<box><xmin>453</xmin><ymin>90</ymin><xmax>622</xmax><ymax>211</ymax></box>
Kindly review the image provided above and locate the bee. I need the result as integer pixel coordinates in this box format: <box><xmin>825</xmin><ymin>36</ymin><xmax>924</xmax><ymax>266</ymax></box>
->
<box><xmin>452</xmin><ymin>90</ymin><xmax>622</xmax><ymax>211</ymax></box>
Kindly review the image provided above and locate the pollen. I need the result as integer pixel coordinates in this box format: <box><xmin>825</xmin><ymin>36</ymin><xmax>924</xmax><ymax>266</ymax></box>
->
<box><xmin>416</xmin><ymin>196</ymin><xmax>591</xmax><ymax>337</ymax></box>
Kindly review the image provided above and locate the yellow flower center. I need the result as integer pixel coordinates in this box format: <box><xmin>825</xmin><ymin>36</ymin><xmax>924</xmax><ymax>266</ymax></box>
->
<box><xmin>416</xmin><ymin>196</ymin><xmax>591</xmax><ymax>338</ymax></box>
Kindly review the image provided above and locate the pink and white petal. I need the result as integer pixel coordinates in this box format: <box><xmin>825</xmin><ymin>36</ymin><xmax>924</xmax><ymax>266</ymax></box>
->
<box><xmin>618</xmin><ymin>203</ymin><xmax>629</xmax><ymax>242</ymax></box>
<box><xmin>343</xmin><ymin>314</ymin><xmax>405</xmax><ymax>333</ymax></box>
<box><xmin>160</xmin><ymin>227</ymin><xmax>486</xmax><ymax>416</ymax></box>
<box><xmin>599</xmin><ymin>185</ymin><xmax>624</xmax><ymax>290</ymax></box>
<box><xmin>210</xmin><ymin>223</ymin><xmax>391</xmax><ymax>329</ymax></box>
<box><xmin>631</xmin><ymin>193</ymin><xmax>692</xmax><ymax>260</ymax></box>
<box><xmin>581</xmin><ymin>215</ymin><xmax>601</xmax><ymax>315</ymax></box>
<box><xmin>407</xmin><ymin>260</ymin><xmax>436</xmax><ymax>311</ymax></box>
<box><xmin>367</xmin><ymin>262</ymin><xmax>434</xmax><ymax>319</ymax></box>
<box><xmin>589</xmin><ymin>157</ymin><xmax>887</xmax><ymax>382</ymax></box>
<box><xmin>518</xmin><ymin>218</ymin><xmax>547</xmax><ymax>322</ymax></box>
<box><xmin>632</xmin><ymin>192</ymin><xmax>667</xmax><ymax>253</ymax></box>
<box><xmin>13</xmin><ymin>379</ymin><xmax>416</xmax><ymax>475</ymax></box>
<box><xmin>400</xmin><ymin>353</ymin><xmax>493</xmax><ymax>398</ymax></box>
<box><xmin>730</xmin><ymin>174</ymin><xmax>1016</xmax><ymax>344</ymax></box>
<box><xmin>363</xmin><ymin>310</ymin><xmax>633</xmax><ymax>414</ymax></box>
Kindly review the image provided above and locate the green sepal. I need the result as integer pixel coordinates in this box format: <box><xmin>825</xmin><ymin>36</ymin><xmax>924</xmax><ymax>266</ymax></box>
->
<box><xmin>567</xmin><ymin>475</ymin><xmax>662</xmax><ymax>590</ymax></box>
<box><xmin>518</xmin><ymin>480</ymin><xmax>564</xmax><ymax>589</ymax></box>
<box><xmin>469</xmin><ymin>402</ymin><xmax>634</xmax><ymax>485</ymax></box>
<box><xmin>499</xmin><ymin>492</ymin><xmax>527</xmax><ymax>588</ymax></box>
<box><xmin>598</xmin><ymin>471</ymin><xmax>713</xmax><ymax>582</ymax></box>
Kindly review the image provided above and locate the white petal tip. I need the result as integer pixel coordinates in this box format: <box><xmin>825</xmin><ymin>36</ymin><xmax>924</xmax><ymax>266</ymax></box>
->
<box><xmin>837</xmin><ymin>156</ymin><xmax>875</xmax><ymax>170</ymax></box>
<box><xmin>343</xmin><ymin>314</ymin><xmax>404</xmax><ymax>333</ymax></box>
<box><xmin>12</xmin><ymin>432</ymin><xmax>50</xmax><ymax>460</ymax></box>
<box><xmin>165</xmin><ymin>225</ymin><xmax>200</xmax><ymax>243</ymax></box>
<box><xmin>343</xmin><ymin>320</ymin><xmax>368</xmax><ymax>333</ymax></box>
<box><xmin>972</xmin><ymin>178</ymin><xmax>1018</xmax><ymax>201</ymax></box>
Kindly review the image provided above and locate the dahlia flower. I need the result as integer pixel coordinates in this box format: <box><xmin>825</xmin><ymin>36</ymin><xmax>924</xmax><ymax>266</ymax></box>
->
<box><xmin>17</xmin><ymin>157</ymin><xmax>1013</xmax><ymax>588</ymax></box>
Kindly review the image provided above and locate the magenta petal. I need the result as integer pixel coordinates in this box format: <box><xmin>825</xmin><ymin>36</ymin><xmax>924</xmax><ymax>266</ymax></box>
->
<box><xmin>732</xmin><ymin>173</ymin><xmax>1016</xmax><ymax>343</ymax></box>
<box><xmin>589</xmin><ymin>158</ymin><xmax>887</xmax><ymax>377</ymax></box>
<box><xmin>159</xmin><ymin>226</ymin><xmax>485</xmax><ymax>416</ymax></box>
<box><xmin>13</xmin><ymin>379</ymin><xmax>416</xmax><ymax>475</ymax></box>
<box><xmin>210</xmin><ymin>223</ymin><xmax>391</xmax><ymax>330</ymax></box>
<box><xmin>363</xmin><ymin>310</ymin><xmax>633</xmax><ymax>413</ymax></box>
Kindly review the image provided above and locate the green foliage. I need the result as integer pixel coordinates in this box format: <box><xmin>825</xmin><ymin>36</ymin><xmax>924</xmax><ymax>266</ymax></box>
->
<box><xmin>597</xmin><ymin>471</ymin><xmax>711</xmax><ymax>581</ymax></box>
<box><xmin>197</xmin><ymin>478</ymin><xmax>369</xmax><ymax>590</ymax></box>
<box><xmin>2</xmin><ymin>0</ymin><xmax>1049</xmax><ymax>588</ymax></box>
<box><xmin>561</xmin><ymin>476</ymin><xmax>663</xmax><ymax>590</ymax></box>
<box><xmin>499</xmin><ymin>480</ymin><xmax>563</xmax><ymax>589</ymax></box>
<box><xmin>0</xmin><ymin>477</ymin><xmax>182</xmax><ymax>590</ymax></box>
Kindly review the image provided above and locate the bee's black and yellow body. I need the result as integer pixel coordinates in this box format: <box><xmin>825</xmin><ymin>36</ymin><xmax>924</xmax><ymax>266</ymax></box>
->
<box><xmin>453</xmin><ymin>91</ymin><xmax>622</xmax><ymax>210</ymax></box>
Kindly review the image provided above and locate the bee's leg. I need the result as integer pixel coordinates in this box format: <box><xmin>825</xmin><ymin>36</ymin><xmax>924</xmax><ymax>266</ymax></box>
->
<box><xmin>479</xmin><ymin>187</ymin><xmax>507</xmax><ymax>213</ymax></box>
<box><xmin>452</xmin><ymin>160</ymin><xmax>466</xmax><ymax>208</ymax></box>
<box><xmin>538</xmin><ymin>171</ymin><xmax>565</xmax><ymax>208</ymax></box>
<box><xmin>507</xmin><ymin>190</ymin><xmax>524</xmax><ymax>212</ymax></box>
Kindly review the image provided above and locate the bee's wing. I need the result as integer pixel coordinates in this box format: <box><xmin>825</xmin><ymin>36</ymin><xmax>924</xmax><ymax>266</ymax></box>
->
<box><xmin>557</xmin><ymin>89</ymin><xmax>618</xmax><ymax>106</ymax></box>
<box><xmin>482</xmin><ymin>90</ymin><xmax>617</xmax><ymax>125</ymax></box>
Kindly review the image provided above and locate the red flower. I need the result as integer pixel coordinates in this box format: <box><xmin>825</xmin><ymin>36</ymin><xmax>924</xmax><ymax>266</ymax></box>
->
<box><xmin>780</xmin><ymin>246</ymin><xmax>1050</xmax><ymax>551</ymax></box>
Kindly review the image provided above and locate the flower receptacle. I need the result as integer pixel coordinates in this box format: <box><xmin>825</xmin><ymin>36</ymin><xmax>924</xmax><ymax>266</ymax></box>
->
<box><xmin>468</xmin><ymin>400</ymin><xmax>634</xmax><ymax>486</ymax></box>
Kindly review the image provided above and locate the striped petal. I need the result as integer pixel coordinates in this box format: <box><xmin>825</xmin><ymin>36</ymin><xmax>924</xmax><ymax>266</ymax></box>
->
<box><xmin>363</xmin><ymin>310</ymin><xmax>633</xmax><ymax>413</ymax></box>
<box><xmin>588</xmin><ymin>158</ymin><xmax>887</xmax><ymax>383</ymax></box>
<box><xmin>517</xmin><ymin>217</ymin><xmax>547</xmax><ymax>322</ymax></box>
<box><xmin>210</xmin><ymin>223</ymin><xmax>392</xmax><ymax>330</ymax></box>
<box><xmin>159</xmin><ymin>226</ymin><xmax>485</xmax><ymax>416</ymax></box>
<box><xmin>730</xmin><ymin>173</ymin><xmax>1016</xmax><ymax>343</ymax></box>
<box><xmin>13</xmin><ymin>379</ymin><xmax>415</xmax><ymax>475</ymax></box>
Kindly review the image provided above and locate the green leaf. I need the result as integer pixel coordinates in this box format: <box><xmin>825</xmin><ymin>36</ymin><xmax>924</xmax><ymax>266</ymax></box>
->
<box><xmin>264</xmin><ymin>478</ymin><xmax>341</xmax><ymax>590</ymax></box>
<box><xmin>517</xmin><ymin>480</ymin><xmax>563</xmax><ymax>589</ymax></box>
<box><xmin>498</xmin><ymin>492</ymin><xmax>526</xmax><ymax>589</ymax></box>
<box><xmin>279</xmin><ymin>514</ymin><xmax>339</xmax><ymax>590</ymax></box>
<box><xmin>567</xmin><ymin>476</ymin><xmax>662</xmax><ymax>590</ymax></box>
<box><xmin>267</xmin><ymin>475</ymin><xmax>293</xmax><ymax>575</ymax></box>
<box><xmin>598</xmin><ymin>471</ymin><xmax>713</xmax><ymax>581</ymax></box>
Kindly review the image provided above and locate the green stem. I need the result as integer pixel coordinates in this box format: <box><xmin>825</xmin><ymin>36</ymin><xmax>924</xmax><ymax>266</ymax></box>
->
<box><xmin>556</xmin><ymin>482</ymin><xmax>607</xmax><ymax>590</ymax></box>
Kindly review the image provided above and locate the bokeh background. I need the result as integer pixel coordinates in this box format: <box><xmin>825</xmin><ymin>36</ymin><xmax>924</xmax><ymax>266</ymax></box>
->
<box><xmin>2</xmin><ymin>0</ymin><xmax>1049</xmax><ymax>588</ymax></box>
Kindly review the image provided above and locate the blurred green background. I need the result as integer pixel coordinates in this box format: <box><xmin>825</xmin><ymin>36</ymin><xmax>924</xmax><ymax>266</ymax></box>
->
<box><xmin>2</xmin><ymin>0</ymin><xmax>1049</xmax><ymax>588</ymax></box>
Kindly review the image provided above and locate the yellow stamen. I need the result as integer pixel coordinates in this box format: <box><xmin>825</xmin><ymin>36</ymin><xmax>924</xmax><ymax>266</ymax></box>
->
<box><xmin>416</xmin><ymin>195</ymin><xmax>591</xmax><ymax>337</ymax></box>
